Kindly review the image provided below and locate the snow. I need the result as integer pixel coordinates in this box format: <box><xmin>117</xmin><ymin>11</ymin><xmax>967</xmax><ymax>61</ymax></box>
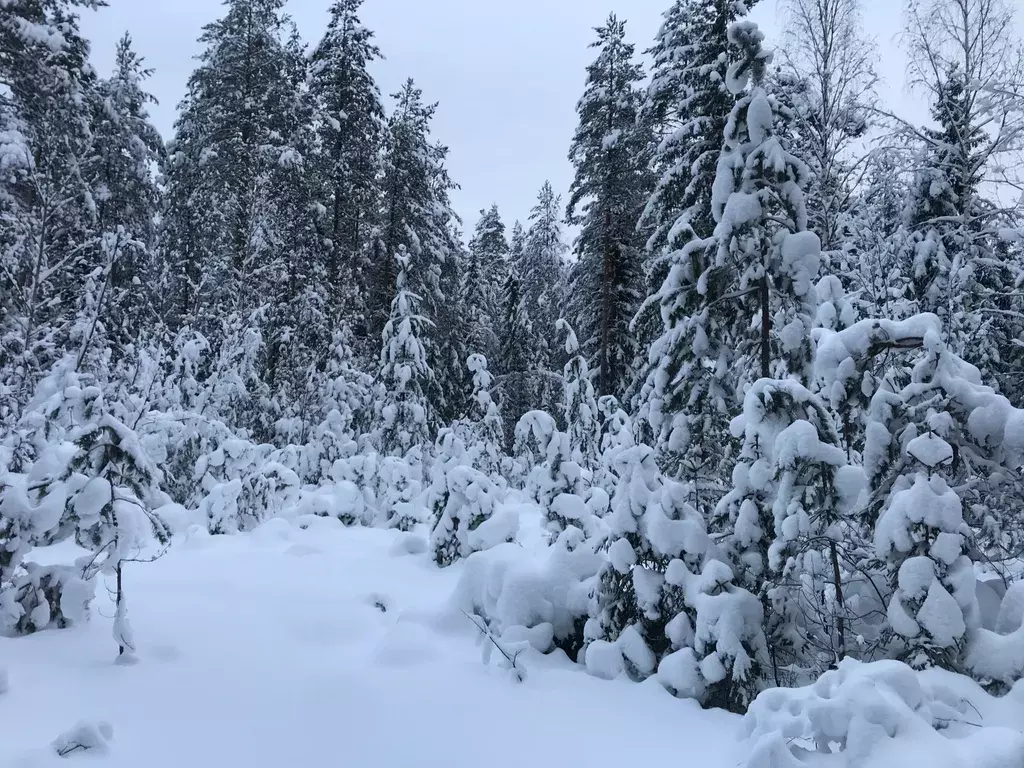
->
<box><xmin>907</xmin><ymin>432</ymin><xmax>954</xmax><ymax>469</ymax></box>
<box><xmin>0</xmin><ymin>514</ymin><xmax>745</xmax><ymax>768</ymax></box>
<box><xmin>743</xmin><ymin>658</ymin><xmax>1024</xmax><ymax>768</ymax></box>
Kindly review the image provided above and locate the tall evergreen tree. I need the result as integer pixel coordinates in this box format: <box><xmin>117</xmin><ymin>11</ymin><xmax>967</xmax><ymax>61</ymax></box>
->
<box><xmin>522</xmin><ymin>182</ymin><xmax>567</xmax><ymax>334</ymax></box>
<box><xmin>162</xmin><ymin>0</ymin><xmax>306</xmax><ymax>336</ymax></box>
<box><xmin>630</xmin><ymin>0</ymin><xmax>756</xmax><ymax>412</ymax></box>
<box><xmin>375</xmin><ymin>79</ymin><xmax>458</xmax><ymax>331</ymax></box>
<box><xmin>89</xmin><ymin>34</ymin><xmax>166</xmax><ymax>354</ymax></box>
<box><xmin>521</xmin><ymin>181</ymin><xmax>567</xmax><ymax>410</ymax></box>
<box><xmin>495</xmin><ymin>222</ymin><xmax>546</xmax><ymax>448</ymax></box>
<box><xmin>463</xmin><ymin>205</ymin><xmax>508</xmax><ymax>364</ymax></box>
<box><xmin>374</xmin><ymin>78</ymin><xmax>466</xmax><ymax>420</ymax></box>
<box><xmin>0</xmin><ymin>0</ymin><xmax>101</xmax><ymax>411</ymax></box>
<box><xmin>641</xmin><ymin>21</ymin><xmax>820</xmax><ymax>500</ymax></box>
<box><xmin>309</xmin><ymin>0</ymin><xmax>386</xmax><ymax>344</ymax></box>
<box><xmin>565</xmin><ymin>14</ymin><xmax>654</xmax><ymax>400</ymax></box>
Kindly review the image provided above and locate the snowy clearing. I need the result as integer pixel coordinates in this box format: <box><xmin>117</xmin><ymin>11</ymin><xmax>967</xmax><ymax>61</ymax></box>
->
<box><xmin>0</xmin><ymin>512</ymin><xmax>741</xmax><ymax>768</ymax></box>
<box><xmin>4</xmin><ymin>504</ymin><xmax>1024</xmax><ymax>768</ymax></box>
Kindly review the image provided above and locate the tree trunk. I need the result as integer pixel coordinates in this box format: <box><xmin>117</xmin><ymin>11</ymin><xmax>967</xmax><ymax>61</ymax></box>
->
<box><xmin>760</xmin><ymin>273</ymin><xmax>771</xmax><ymax>379</ymax></box>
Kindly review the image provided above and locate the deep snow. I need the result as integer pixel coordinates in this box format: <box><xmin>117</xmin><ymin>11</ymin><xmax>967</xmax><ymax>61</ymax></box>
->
<box><xmin>0</xmin><ymin>512</ymin><xmax>739</xmax><ymax>767</ymax></box>
<box><xmin>3</xmin><ymin>502</ymin><xmax>1023</xmax><ymax>768</ymax></box>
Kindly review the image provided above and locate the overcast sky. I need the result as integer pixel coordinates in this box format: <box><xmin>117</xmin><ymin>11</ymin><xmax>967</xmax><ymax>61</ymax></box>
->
<box><xmin>79</xmin><ymin>0</ymin><xmax>924</xmax><ymax>240</ymax></box>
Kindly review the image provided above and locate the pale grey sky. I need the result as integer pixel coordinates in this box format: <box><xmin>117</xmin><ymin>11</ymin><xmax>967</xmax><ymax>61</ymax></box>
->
<box><xmin>79</xmin><ymin>0</ymin><xmax>923</xmax><ymax>237</ymax></box>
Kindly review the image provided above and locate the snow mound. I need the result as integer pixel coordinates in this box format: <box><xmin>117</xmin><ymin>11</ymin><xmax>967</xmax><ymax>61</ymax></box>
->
<box><xmin>51</xmin><ymin>720</ymin><xmax>114</xmax><ymax>758</ymax></box>
<box><xmin>448</xmin><ymin>534</ymin><xmax>603</xmax><ymax>655</ymax></box>
<box><xmin>743</xmin><ymin>659</ymin><xmax>1024</xmax><ymax>768</ymax></box>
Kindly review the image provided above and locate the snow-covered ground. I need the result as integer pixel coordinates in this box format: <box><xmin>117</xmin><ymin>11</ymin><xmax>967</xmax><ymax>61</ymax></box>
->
<box><xmin>0</xmin><ymin>510</ymin><xmax>740</xmax><ymax>767</ymax></box>
<box><xmin>3</xmin><ymin>501</ymin><xmax>1023</xmax><ymax>768</ymax></box>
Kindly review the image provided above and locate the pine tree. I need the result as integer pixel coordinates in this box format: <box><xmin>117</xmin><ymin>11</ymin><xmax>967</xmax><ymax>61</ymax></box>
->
<box><xmin>558</xmin><ymin>320</ymin><xmax>599</xmax><ymax>471</ymax></box>
<box><xmin>376</xmin><ymin>249</ymin><xmax>435</xmax><ymax>457</ymax></box>
<box><xmin>899</xmin><ymin>67</ymin><xmax>1022</xmax><ymax>390</ymax></box>
<box><xmin>463</xmin><ymin>353</ymin><xmax>505</xmax><ymax>477</ymax></box>
<box><xmin>309</xmin><ymin>0</ymin><xmax>386</xmax><ymax>344</ymax></box>
<box><xmin>631</xmin><ymin>0</ymin><xmax>756</xmax><ymax>405</ymax></box>
<box><xmin>0</xmin><ymin>0</ymin><xmax>101</xmax><ymax>410</ymax></box>
<box><xmin>375</xmin><ymin>80</ymin><xmax>458</xmax><ymax>330</ymax></box>
<box><xmin>463</xmin><ymin>205</ymin><xmax>508</xmax><ymax>363</ymax></box>
<box><xmin>162</xmin><ymin>0</ymin><xmax>306</xmax><ymax>339</ymax></box>
<box><xmin>495</xmin><ymin>239</ymin><xmax>543</xmax><ymax>452</ymax></box>
<box><xmin>375</xmin><ymin>80</ymin><xmax>464</xmax><ymax>422</ymax></box>
<box><xmin>641</xmin><ymin>19</ymin><xmax>820</xmax><ymax>499</ymax></box>
<box><xmin>522</xmin><ymin>182</ymin><xmax>567</xmax><ymax>360</ymax></box>
<box><xmin>88</xmin><ymin>34</ymin><xmax>165</xmax><ymax>354</ymax></box>
<box><xmin>565</xmin><ymin>14</ymin><xmax>654</xmax><ymax>400</ymax></box>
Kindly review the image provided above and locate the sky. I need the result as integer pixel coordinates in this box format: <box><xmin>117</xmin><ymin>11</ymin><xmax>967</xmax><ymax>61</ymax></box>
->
<box><xmin>78</xmin><ymin>0</ymin><xmax>926</xmax><ymax>243</ymax></box>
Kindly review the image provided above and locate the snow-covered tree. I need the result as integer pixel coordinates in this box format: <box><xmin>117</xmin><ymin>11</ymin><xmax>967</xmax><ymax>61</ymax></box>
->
<box><xmin>641</xmin><ymin>19</ymin><xmax>820</xmax><ymax>501</ymax></box>
<box><xmin>875</xmin><ymin>433</ymin><xmax>978</xmax><ymax>670</ymax></box>
<box><xmin>376</xmin><ymin>249</ymin><xmax>435</xmax><ymax>457</ymax></box>
<box><xmin>495</xmin><ymin>235</ymin><xmax>545</xmax><ymax>451</ymax></box>
<box><xmin>463</xmin><ymin>206</ymin><xmax>508</xmax><ymax>363</ymax></box>
<box><xmin>63</xmin><ymin>395</ymin><xmax>170</xmax><ymax>659</ymax></box>
<box><xmin>631</xmin><ymin>0</ymin><xmax>756</xmax><ymax>396</ymax></box>
<box><xmin>558</xmin><ymin>320</ymin><xmax>599</xmax><ymax>471</ymax></box>
<box><xmin>309</xmin><ymin>0</ymin><xmax>386</xmax><ymax>342</ymax></box>
<box><xmin>776</xmin><ymin>0</ymin><xmax>874</xmax><ymax>255</ymax></box>
<box><xmin>566</xmin><ymin>14</ymin><xmax>654</xmax><ymax>399</ymax></box>
<box><xmin>162</xmin><ymin>0</ymin><xmax>310</xmax><ymax>340</ymax></box>
<box><xmin>88</xmin><ymin>34</ymin><xmax>165</xmax><ymax>354</ymax></box>
<box><xmin>521</xmin><ymin>181</ymin><xmax>567</xmax><ymax>371</ymax></box>
<box><xmin>463</xmin><ymin>354</ymin><xmax>505</xmax><ymax>478</ymax></box>
<box><xmin>0</xmin><ymin>0</ymin><xmax>102</xmax><ymax>412</ymax></box>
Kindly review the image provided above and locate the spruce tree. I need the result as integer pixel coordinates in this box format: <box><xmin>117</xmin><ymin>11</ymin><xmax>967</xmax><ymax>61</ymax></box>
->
<box><xmin>631</xmin><ymin>0</ymin><xmax>756</xmax><ymax>404</ymax></box>
<box><xmin>162</xmin><ymin>0</ymin><xmax>307</xmax><ymax>338</ymax></box>
<box><xmin>522</xmin><ymin>182</ymin><xmax>567</xmax><ymax>341</ymax></box>
<box><xmin>0</xmin><ymin>0</ymin><xmax>101</xmax><ymax>409</ymax></box>
<box><xmin>463</xmin><ymin>205</ymin><xmax>508</xmax><ymax>363</ymax></box>
<box><xmin>375</xmin><ymin>80</ymin><xmax>464</xmax><ymax>422</ymax></box>
<box><xmin>495</xmin><ymin>240</ymin><xmax>543</xmax><ymax>452</ymax></box>
<box><xmin>642</xmin><ymin>20</ymin><xmax>820</xmax><ymax>496</ymax></box>
<box><xmin>566</xmin><ymin>14</ymin><xmax>654</xmax><ymax>400</ymax></box>
<box><xmin>376</xmin><ymin>249</ymin><xmax>435</xmax><ymax>457</ymax></box>
<box><xmin>88</xmin><ymin>34</ymin><xmax>165</xmax><ymax>354</ymax></box>
<box><xmin>309</xmin><ymin>0</ymin><xmax>386</xmax><ymax>344</ymax></box>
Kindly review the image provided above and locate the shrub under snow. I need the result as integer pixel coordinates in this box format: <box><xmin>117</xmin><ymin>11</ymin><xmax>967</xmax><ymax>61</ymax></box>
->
<box><xmin>742</xmin><ymin>659</ymin><xmax>1024</xmax><ymax>768</ymax></box>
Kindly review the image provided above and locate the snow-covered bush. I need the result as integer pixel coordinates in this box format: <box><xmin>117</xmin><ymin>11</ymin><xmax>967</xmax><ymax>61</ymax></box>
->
<box><xmin>742</xmin><ymin>659</ymin><xmax>1022</xmax><ymax>768</ymax></box>
<box><xmin>51</xmin><ymin>721</ymin><xmax>114</xmax><ymax>758</ymax></box>
<box><xmin>450</xmin><ymin>529</ymin><xmax>604</xmax><ymax>660</ymax></box>
<box><xmin>875</xmin><ymin>442</ymin><xmax>979</xmax><ymax>671</ymax></box>
<box><xmin>512</xmin><ymin>409</ymin><xmax>557</xmax><ymax>488</ymax></box>
<box><xmin>594</xmin><ymin>395</ymin><xmax>634</xmax><ymax>492</ymax></box>
<box><xmin>429</xmin><ymin>430</ymin><xmax>517</xmax><ymax>566</ymax></box>
<box><xmin>376</xmin><ymin>453</ymin><xmax>422</xmax><ymax>531</ymax></box>
<box><xmin>584</xmin><ymin>442</ymin><xmax>754</xmax><ymax>705</ymax></box>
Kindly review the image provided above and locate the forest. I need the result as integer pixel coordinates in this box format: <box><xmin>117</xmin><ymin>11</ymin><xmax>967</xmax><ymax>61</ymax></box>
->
<box><xmin>2</xmin><ymin>0</ymin><xmax>1024</xmax><ymax>723</ymax></box>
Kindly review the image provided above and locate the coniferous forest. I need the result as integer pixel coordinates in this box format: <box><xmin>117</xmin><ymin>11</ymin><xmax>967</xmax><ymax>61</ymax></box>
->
<box><xmin>4</xmin><ymin>0</ymin><xmax>1024</xmax><ymax>723</ymax></box>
